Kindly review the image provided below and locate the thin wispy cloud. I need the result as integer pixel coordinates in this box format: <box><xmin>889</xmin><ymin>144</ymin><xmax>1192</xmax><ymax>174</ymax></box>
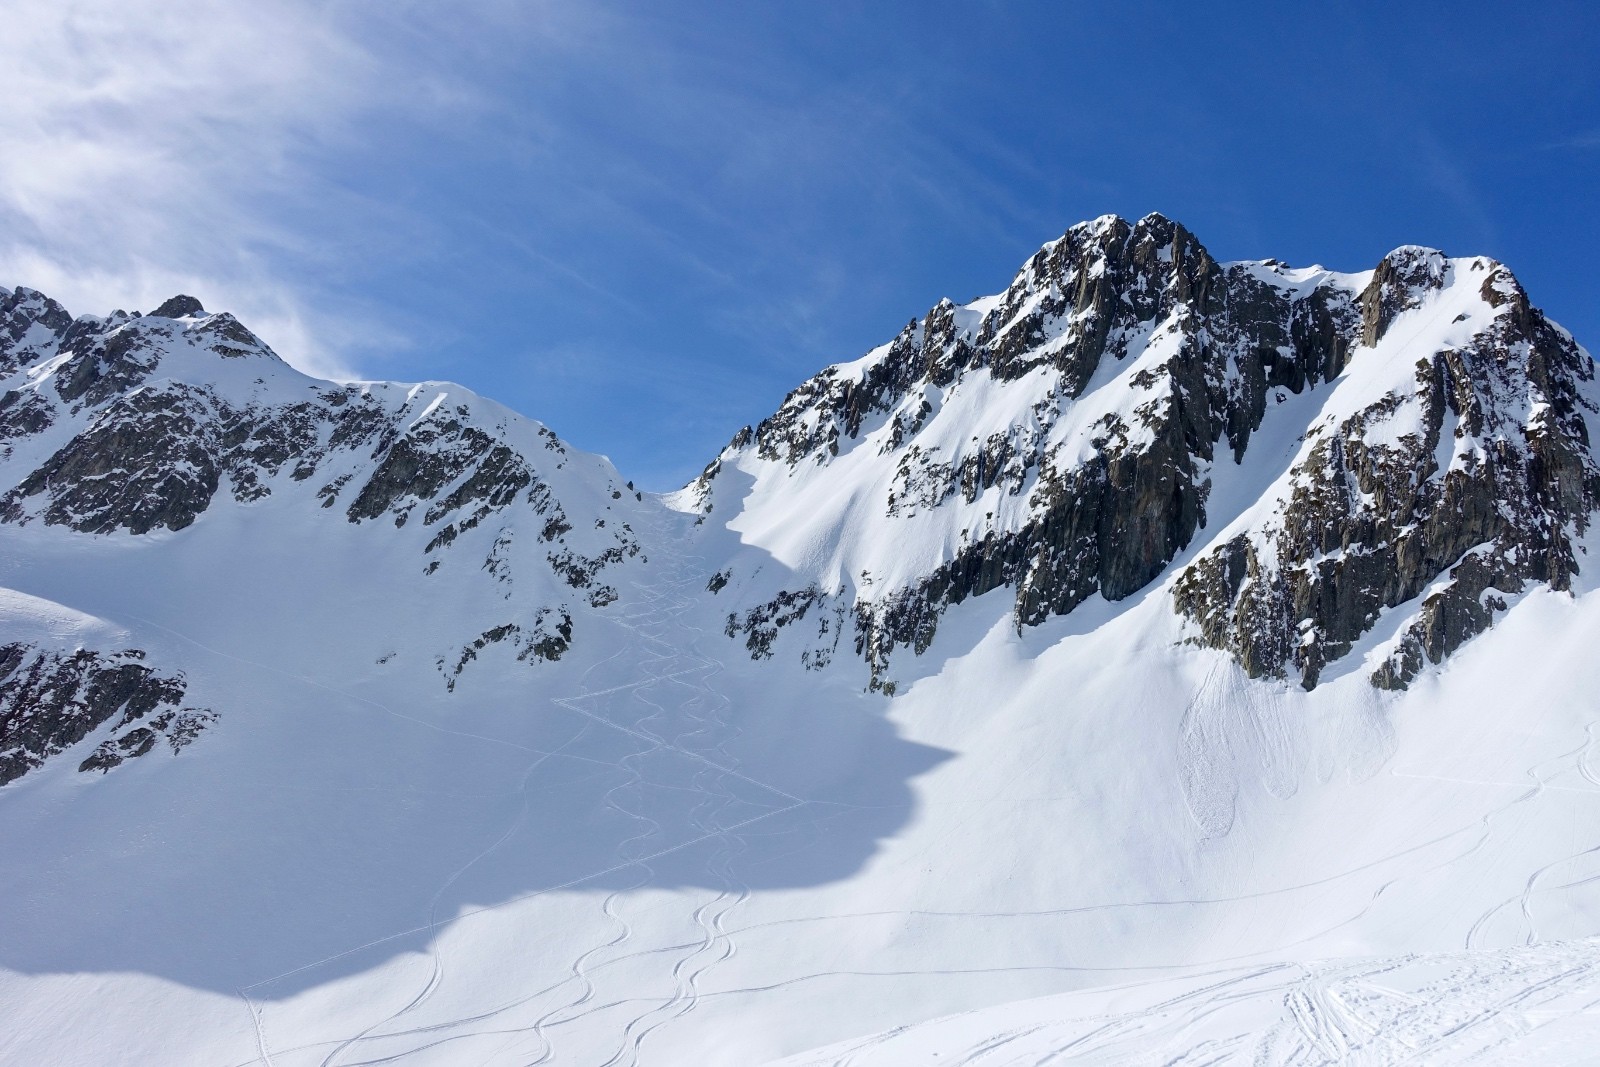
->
<box><xmin>1540</xmin><ymin>130</ymin><xmax>1600</xmax><ymax>151</ymax></box>
<box><xmin>4</xmin><ymin>2</ymin><xmax>1593</xmax><ymax>492</ymax></box>
<box><xmin>0</xmin><ymin>0</ymin><xmax>465</xmax><ymax>378</ymax></box>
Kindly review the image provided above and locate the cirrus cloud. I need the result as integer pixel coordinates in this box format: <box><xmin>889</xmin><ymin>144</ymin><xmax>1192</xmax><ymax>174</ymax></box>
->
<box><xmin>0</xmin><ymin>0</ymin><xmax>443</xmax><ymax>378</ymax></box>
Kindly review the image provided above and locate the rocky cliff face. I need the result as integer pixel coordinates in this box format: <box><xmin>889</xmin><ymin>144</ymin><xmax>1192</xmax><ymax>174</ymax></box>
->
<box><xmin>693</xmin><ymin>215</ymin><xmax>1599</xmax><ymax>690</ymax></box>
<box><xmin>1174</xmin><ymin>253</ymin><xmax>1599</xmax><ymax>688</ymax></box>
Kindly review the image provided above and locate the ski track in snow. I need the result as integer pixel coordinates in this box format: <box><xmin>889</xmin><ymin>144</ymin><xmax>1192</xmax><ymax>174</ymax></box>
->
<box><xmin>1459</xmin><ymin>728</ymin><xmax>1600</xmax><ymax>953</ymax></box>
<box><xmin>589</xmin><ymin>568</ymin><xmax>755</xmax><ymax>1066</ymax></box>
<box><xmin>41</xmin><ymin>543</ymin><xmax>1600</xmax><ymax>1066</ymax></box>
<box><xmin>223</xmin><ymin>516</ymin><xmax>816</xmax><ymax>1067</ymax></box>
<box><xmin>215</xmin><ymin>674</ymin><xmax>1600</xmax><ymax>1067</ymax></box>
<box><xmin>778</xmin><ymin>945</ymin><xmax>1600</xmax><ymax>1066</ymax></box>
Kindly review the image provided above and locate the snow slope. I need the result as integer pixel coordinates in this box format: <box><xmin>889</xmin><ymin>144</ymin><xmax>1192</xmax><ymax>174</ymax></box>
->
<box><xmin>771</xmin><ymin>939</ymin><xmax>1600</xmax><ymax>1065</ymax></box>
<box><xmin>3</xmin><ymin>216</ymin><xmax>1600</xmax><ymax>1065</ymax></box>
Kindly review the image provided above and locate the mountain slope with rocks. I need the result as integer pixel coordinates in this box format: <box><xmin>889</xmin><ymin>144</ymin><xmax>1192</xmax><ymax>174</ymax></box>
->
<box><xmin>0</xmin><ymin>288</ymin><xmax>650</xmax><ymax>783</ymax></box>
<box><xmin>690</xmin><ymin>213</ymin><xmax>1599</xmax><ymax>692</ymax></box>
<box><xmin>4</xmin><ymin>215</ymin><xmax>1600</xmax><ymax>1067</ymax></box>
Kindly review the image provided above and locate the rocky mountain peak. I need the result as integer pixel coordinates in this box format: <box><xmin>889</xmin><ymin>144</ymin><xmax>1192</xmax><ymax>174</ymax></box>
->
<box><xmin>702</xmin><ymin>215</ymin><xmax>1600</xmax><ymax>694</ymax></box>
<box><xmin>0</xmin><ymin>287</ymin><xmax>74</xmax><ymax>380</ymax></box>
<box><xmin>1359</xmin><ymin>245</ymin><xmax>1452</xmax><ymax>345</ymax></box>
<box><xmin>0</xmin><ymin>283</ymin><xmax>654</xmax><ymax>784</ymax></box>
<box><xmin>977</xmin><ymin>211</ymin><xmax>1220</xmax><ymax>385</ymax></box>
<box><xmin>149</xmin><ymin>294</ymin><xmax>206</xmax><ymax>319</ymax></box>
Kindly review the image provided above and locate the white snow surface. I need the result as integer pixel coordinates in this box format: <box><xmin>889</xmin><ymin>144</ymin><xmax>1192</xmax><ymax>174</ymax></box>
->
<box><xmin>3</xmin><ymin>260</ymin><xmax>1600</xmax><ymax>1066</ymax></box>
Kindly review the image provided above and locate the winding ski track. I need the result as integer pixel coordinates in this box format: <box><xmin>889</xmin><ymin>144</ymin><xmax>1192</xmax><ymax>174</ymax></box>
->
<box><xmin>229</xmin><ymin>514</ymin><xmax>813</xmax><ymax>1066</ymax></box>
<box><xmin>140</xmin><ymin>506</ymin><xmax>1600</xmax><ymax>1065</ymax></box>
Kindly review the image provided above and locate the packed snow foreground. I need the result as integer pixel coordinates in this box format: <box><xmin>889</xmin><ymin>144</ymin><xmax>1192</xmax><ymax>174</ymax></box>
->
<box><xmin>3</xmin><ymin>215</ymin><xmax>1600</xmax><ymax>1064</ymax></box>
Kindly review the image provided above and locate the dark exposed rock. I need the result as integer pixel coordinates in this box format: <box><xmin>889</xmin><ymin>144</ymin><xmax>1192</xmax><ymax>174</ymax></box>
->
<box><xmin>0</xmin><ymin>389</ymin><xmax>55</xmax><ymax>448</ymax></box>
<box><xmin>712</xmin><ymin>219</ymin><xmax>1599</xmax><ymax>692</ymax></box>
<box><xmin>437</xmin><ymin>609</ymin><xmax>574</xmax><ymax>691</ymax></box>
<box><xmin>1174</xmin><ymin>263</ymin><xmax>1600</xmax><ymax>688</ymax></box>
<box><xmin>80</xmin><ymin>707</ymin><xmax>217</xmax><ymax>773</ymax></box>
<box><xmin>726</xmin><ymin>587</ymin><xmax>824</xmax><ymax>660</ymax></box>
<box><xmin>0</xmin><ymin>287</ymin><xmax>73</xmax><ymax>379</ymax></box>
<box><xmin>53</xmin><ymin>315</ymin><xmax>168</xmax><ymax>408</ymax></box>
<box><xmin>347</xmin><ymin>413</ymin><xmax>539</xmax><ymax>532</ymax></box>
<box><xmin>0</xmin><ymin>643</ymin><xmax>211</xmax><ymax>786</ymax></box>
<box><xmin>150</xmin><ymin>295</ymin><xmax>205</xmax><ymax>319</ymax></box>
<box><xmin>1359</xmin><ymin>247</ymin><xmax>1448</xmax><ymax>347</ymax></box>
<box><xmin>1</xmin><ymin>386</ymin><xmax>223</xmax><ymax>533</ymax></box>
<box><xmin>548</xmin><ymin>543</ymin><xmax>637</xmax><ymax>591</ymax></box>
<box><xmin>183</xmin><ymin>312</ymin><xmax>274</xmax><ymax>359</ymax></box>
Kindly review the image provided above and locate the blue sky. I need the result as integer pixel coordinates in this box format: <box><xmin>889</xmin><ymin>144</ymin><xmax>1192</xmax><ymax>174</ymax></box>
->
<box><xmin>4</xmin><ymin>2</ymin><xmax>1597</xmax><ymax>488</ymax></box>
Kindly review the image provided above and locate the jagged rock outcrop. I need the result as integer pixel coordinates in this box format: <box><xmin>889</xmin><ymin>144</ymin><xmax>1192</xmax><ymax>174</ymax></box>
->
<box><xmin>436</xmin><ymin>609</ymin><xmax>575</xmax><ymax>692</ymax></box>
<box><xmin>0</xmin><ymin>287</ymin><xmax>72</xmax><ymax>380</ymax></box>
<box><xmin>1174</xmin><ymin>259</ymin><xmax>1600</xmax><ymax>688</ymax></box>
<box><xmin>0</xmin><ymin>643</ymin><xmax>212</xmax><ymax>785</ymax></box>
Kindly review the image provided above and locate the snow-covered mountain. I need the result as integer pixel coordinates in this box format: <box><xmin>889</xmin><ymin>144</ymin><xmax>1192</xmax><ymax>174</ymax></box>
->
<box><xmin>4</xmin><ymin>215</ymin><xmax>1600</xmax><ymax>1066</ymax></box>
<box><xmin>0</xmin><ymin>287</ymin><xmax>648</xmax><ymax>783</ymax></box>
<box><xmin>690</xmin><ymin>213</ymin><xmax>1597</xmax><ymax>693</ymax></box>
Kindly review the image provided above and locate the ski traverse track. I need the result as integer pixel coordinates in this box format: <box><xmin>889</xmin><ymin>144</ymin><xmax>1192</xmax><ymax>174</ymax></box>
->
<box><xmin>1460</xmin><ymin>725</ymin><xmax>1600</xmax><ymax>952</ymax></box>
<box><xmin>535</xmin><ymin>537</ymin><xmax>789</xmax><ymax>1067</ymax></box>
<box><xmin>227</xmin><ymin>516</ymin><xmax>815</xmax><ymax>1066</ymax></box>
